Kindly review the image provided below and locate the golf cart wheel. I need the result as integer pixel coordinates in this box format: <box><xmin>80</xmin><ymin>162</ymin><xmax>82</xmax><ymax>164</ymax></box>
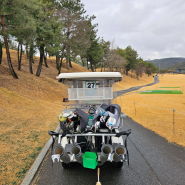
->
<box><xmin>62</xmin><ymin>162</ymin><xmax>72</xmax><ymax>169</ymax></box>
<box><xmin>114</xmin><ymin>161</ymin><xmax>124</xmax><ymax>168</ymax></box>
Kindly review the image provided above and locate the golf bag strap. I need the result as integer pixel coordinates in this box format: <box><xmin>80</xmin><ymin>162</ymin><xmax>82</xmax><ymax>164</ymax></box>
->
<box><xmin>124</xmin><ymin>135</ymin><xmax>130</xmax><ymax>166</ymax></box>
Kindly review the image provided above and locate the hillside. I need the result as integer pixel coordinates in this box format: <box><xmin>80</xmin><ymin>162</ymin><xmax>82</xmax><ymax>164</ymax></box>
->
<box><xmin>0</xmin><ymin>49</ymin><xmax>89</xmax><ymax>185</ymax></box>
<box><xmin>165</xmin><ymin>61</ymin><xmax>185</xmax><ymax>70</ymax></box>
<box><xmin>148</xmin><ymin>57</ymin><xmax>185</xmax><ymax>69</ymax></box>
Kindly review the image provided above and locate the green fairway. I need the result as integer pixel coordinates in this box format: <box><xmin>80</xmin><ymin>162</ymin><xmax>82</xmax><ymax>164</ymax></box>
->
<box><xmin>159</xmin><ymin>87</ymin><xmax>180</xmax><ymax>88</ymax></box>
<box><xmin>140</xmin><ymin>90</ymin><xmax>183</xmax><ymax>94</ymax></box>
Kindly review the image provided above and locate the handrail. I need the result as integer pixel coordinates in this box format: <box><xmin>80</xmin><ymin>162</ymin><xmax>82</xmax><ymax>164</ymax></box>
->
<box><xmin>65</xmin><ymin>103</ymin><xmax>101</xmax><ymax>109</ymax></box>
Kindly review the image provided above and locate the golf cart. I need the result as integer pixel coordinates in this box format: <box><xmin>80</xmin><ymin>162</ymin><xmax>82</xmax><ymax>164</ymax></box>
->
<box><xmin>48</xmin><ymin>72</ymin><xmax>131</xmax><ymax>169</ymax></box>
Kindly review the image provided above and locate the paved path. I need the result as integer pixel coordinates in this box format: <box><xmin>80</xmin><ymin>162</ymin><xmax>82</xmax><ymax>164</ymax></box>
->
<box><xmin>116</xmin><ymin>81</ymin><xmax>157</xmax><ymax>96</ymax></box>
<box><xmin>122</xmin><ymin>116</ymin><xmax>185</xmax><ymax>185</ymax></box>
<box><xmin>35</xmin><ymin>116</ymin><xmax>185</xmax><ymax>185</ymax></box>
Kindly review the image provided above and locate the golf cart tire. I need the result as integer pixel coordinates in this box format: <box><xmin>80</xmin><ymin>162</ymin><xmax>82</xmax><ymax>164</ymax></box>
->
<box><xmin>62</xmin><ymin>162</ymin><xmax>72</xmax><ymax>169</ymax></box>
<box><xmin>114</xmin><ymin>161</ymin><xmax>124</xmax><ymax>168</ymax></box>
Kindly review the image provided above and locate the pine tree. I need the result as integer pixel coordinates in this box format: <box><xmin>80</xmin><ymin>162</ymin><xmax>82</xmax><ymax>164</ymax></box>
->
<box><xmin>0</xmin><ymin>0</ymin><xmax>20</xmax><ymax>78</ymax></box>
<box><xmin>118</xmin><ymin>46</ymin><xmax>138</xmax><ymax>75</ymax></box>
<box><xmin>35</xmin><ymin>0</ymin><xmax>62</xmax><ymax>76</ymax></box>
<box><xmin>0</xmin><ymin>0</ymin><xmax>37</xmax><ymax>78</ymax></box>
<box><xmin>58</xmin><ymin>0</ymin><xmax>89</xmax><ymax>69</ymax></box>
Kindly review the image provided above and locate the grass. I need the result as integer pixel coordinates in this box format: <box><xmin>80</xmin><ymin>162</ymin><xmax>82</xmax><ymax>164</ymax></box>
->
<box><xmin>16</xmin><ymin>147</ymin><xmax>42</xmax><ymax>179</ymax></box>
<box><xmin>0</xmin><ymin>48</ymin><xmax>89</xmax><ymax>185</ymax></box>
<box><xmin>140</xmin><ymin>90</ymin><xmax>183</xmax><ymax>94</ymax></box>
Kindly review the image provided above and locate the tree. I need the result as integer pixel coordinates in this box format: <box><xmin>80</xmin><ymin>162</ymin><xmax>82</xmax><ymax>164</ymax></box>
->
<box><xmin>27</xmin><ymin>41</ymin><xmax>36</xmax><ymax>74</ymax></box>
<box><xmin>145</xmin><ymin>66</ymin><xmax>152</xmax><ymax>76</ymax></box>
<box><xmin>43</xmin><ymin>51</ymin><xmax>48</xmax><ymax>67</ymax></box>
<box><xmin>0</xmin><ymin>41</ymin><xmax>2</xmax><ymax>64</ymax></box>
<box><xmin>57</xmin><ymin>0</ymin><xmax>93</xmax><ymax>69</ymax></box>
<box><xmin>135</xmin><ymin>63</ymin><xmax>143</xmax><ymax>80</ymax></box>
<box><xmin>135</xmin><ymin>57</ymin><xmax>145</xmax><ymax>78</ymax></box>
<box><xmin>106</xmin><ymin>49</ymin><xmax>126</xmax><ymax>72</ymax></box>
<box><xmin>0</xmin><ymin>0</ymin><xmax>38</xmax><ymax>77</ymax></box>
<box><xmin>143</xmin><ymin>61</ymin><xmax>158</xmax><ymax>74</ymax></box>
<box><xmin>87</xmin><ymin>39</ymin><xmax>103</xmax><ymax>71</ymax></box>
<box><xmin>12</xmin><ymin>0</ymin><xmax>37</xmax><ymax>71</ymax></box>
<box><xmin>17</xmin><ymin>43</ymin><xmax>22</xmax><ymax>70</ymax></box>
<box><xmin>44</xmin><ymin>2</ymin><xmax>65</xmax><ymax>74</ymax></box>
<box><xmin>103</xmin><ymin>41</ymin><xmax>127</xmax><ymax>72</ymax></box>
<box><xmin>118</xmin><ymin>46</ymin><xmax>138</xmax><ymax>75</ymax></box>
<box><xmin>35</xmin><ymin>0</ymin><xmax>59</xmax><ymax>77</ymax></box>
<box><xmin>0</xmin><ymin>0</ymin><xmax>20</xmax><ymax>78</ymax></box>
<box><xmin>99</xmin><ymin>38</ymin><xmax>110</xmax><ymax>72</ymax></box>
<box><xmin>73</xmin><ymin>18</ymin><xmax>95</xmax><ymax>69</ymax></box>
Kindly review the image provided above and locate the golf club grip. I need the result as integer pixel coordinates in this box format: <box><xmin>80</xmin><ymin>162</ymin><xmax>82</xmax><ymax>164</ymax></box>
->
<box><xmin>97</xmin><ymin>168</ymin><xmax>100</xmax><ymax>176</ymax></box>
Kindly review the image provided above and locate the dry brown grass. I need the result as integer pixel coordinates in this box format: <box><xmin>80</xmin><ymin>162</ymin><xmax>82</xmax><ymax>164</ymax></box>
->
<box><xmin>113</xmin><ymin>72</ymin><xmax>154</xmax><ymax>91</ymax></box>
<box><xmin>0</xmin><ymin>49</ymin><xmax>88</xmax><ymax>185</ymax></box>
<box><xmin>114</xmin><ymin>74</ymin><xmax>185</xmax><ymax>147</ymax></box>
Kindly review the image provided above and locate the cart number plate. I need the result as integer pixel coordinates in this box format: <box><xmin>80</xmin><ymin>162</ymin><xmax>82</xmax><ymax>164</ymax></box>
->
<box><xmin>86</xmin><ymin>82</ymin><xmax>96</xmax><ymax>88</ymax></box>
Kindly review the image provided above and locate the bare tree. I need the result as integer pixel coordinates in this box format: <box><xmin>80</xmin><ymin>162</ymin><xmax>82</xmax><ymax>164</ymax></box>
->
<box><xmin>140</xmin><ymin>66</ymin><xmax>145</xmax><ymax>77</ymax></box>
<box><xmin>104</xmin><ymin>39</ymin><xmax>126</xmax><ymax>72</ymax></box>
<box><xmin>146</xmin><ymin>66</ymin><xmax>152</xmax><ymax>76</ymax></box>
<box><xmin>106</xmin><ymin>51</ymin><xmax>126</xmax><ymax>72</ymax></box>
<box><xmin>135</xmin><ymin>63</ymin><xmax>144</xmax><ymax>80</ymax></box>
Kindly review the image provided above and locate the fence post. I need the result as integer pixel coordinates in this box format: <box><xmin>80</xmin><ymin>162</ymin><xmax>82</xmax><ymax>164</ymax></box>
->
<box><xmin>119</xmin><ymin>96</ymin><xmax>122</xmax><ymax>109</ymax></box>
<box><xmin>134</xmin><ymin>101</ymin><xmax>136</xmax><ymax>116</ymax></box>
<box><xmin>173</xmin><ymin>109</ymin><xmax>175</xmax><ymax>135</ymax></box>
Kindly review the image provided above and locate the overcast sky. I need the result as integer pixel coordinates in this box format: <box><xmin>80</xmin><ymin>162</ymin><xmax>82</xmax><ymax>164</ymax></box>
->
<box><xmin>81</xmin><ymin>0</ymin><xmax>185</xmax><ymax>60</ymax></box>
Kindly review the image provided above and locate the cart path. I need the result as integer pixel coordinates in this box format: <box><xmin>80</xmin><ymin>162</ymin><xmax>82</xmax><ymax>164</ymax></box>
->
<box><xmin>122</xmin><ymin>116</ymin><xmax>185</xmax><ymax>185</ymax></box>
<box><xmin>34</xmin><ymin>115</ymin><xmax>185</xmax><ymax>185</ymax></box>
<box><xmin>116</xmin><ymin>81</ymin><xmax>158</xmax><ymax>96</ymax></box>
<box><xmin>34</xmin><ymin>115</ymin><xmax>161</xmax><ymax>185</ymax></box>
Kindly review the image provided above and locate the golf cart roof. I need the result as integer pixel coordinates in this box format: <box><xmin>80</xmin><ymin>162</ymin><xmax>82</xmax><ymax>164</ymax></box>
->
<box><xmin>56</xmin><ymin>72</ymin><xmax>123</xmax><ymax>81</ymax></box>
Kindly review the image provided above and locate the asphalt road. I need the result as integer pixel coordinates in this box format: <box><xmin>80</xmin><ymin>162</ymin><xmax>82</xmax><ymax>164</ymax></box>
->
<box><xmin>34</xmin><ymin>115</ymin><xmax>185</xmax><ymax>185</ymax></box>
<box><xmin>116</xmin><ymin>81</ymin><xmax>157</xmax><ymax>96</ymax></box>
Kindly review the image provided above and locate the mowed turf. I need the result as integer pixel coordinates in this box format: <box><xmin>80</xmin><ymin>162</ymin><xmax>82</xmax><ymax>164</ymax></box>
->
<box><xmin>140</xmin><ymin>90</ymin><xmax>183</xmax><ymax>94</ymax></box>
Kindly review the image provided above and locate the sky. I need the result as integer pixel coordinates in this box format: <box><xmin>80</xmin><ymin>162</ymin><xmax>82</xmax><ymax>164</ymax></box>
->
<box><xmin>81</xmin><ymin>0</ymin><xmax>185</xmax><ymax>60</ymax></box>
